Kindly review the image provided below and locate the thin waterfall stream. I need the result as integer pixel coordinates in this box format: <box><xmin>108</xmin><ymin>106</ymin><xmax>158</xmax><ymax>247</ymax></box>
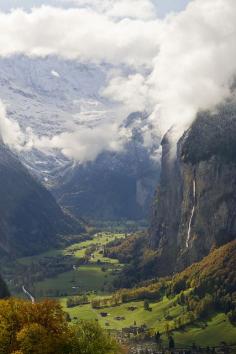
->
<box><xmin>22</xmin><ymin>285</ymin><xmax>35</xmax><ymax>304</ymax></box>
<box><xmin>186</xmin><ymin>178</ymin><xmax>196</xmax><ymax>248</ymax></box>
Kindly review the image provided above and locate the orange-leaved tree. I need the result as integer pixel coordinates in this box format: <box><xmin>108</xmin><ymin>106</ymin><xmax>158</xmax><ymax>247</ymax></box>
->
<box><xmin>0</xmin><ymin>298</ymin><xmax>123</xmax><ymax>354</ymax></box>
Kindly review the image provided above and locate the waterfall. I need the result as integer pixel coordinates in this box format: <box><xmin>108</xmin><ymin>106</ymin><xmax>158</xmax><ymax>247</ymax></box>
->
<box><xmin>22</xmin><ymin>285</ymin><xmax>35</xmax><ymax>304</ymax></box>
<box><xmin>186</xmin><ymin>178</ymin><xmax>196</xmax><ymax>248</ymax></box>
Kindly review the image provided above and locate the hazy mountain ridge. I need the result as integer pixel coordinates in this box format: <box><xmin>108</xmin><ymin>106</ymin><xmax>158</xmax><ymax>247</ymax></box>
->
<box><xmin>53</xmin><ymin>112</ymin><xmax>160</xmax><ymax>220</ymax></box>
<box><xmin>0</xmin><ymin>56</ymin><xmax>160</xmax><ymax>221</ymax></box>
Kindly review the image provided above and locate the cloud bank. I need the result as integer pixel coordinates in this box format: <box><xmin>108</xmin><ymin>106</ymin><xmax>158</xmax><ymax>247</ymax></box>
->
<box><xmin>148</xmin><ymin>0</ymin><xmax>236</xmax><ymax>140</ymax></box>
<box><xmin>32</xmin><ymin>122</ymin><xmax>129</xmax><ymax>162</ymax></box>
<box><xmin>104</xmin><ymin>0</ymin><xmax>236</xmax><ymax>143</ymax></box>
<box><xmin>60</xmin><ymin>0</ymin><xmax>157</xmax><ymax>20</ymax></box>
<box><xmin>0</xmin><ymin>0</ymin><xmax>236</xmax><ymax>162</ymax></box>
<box><xmin>0</xmin><ymin>5</ymin><xmax>161</xmax><ymax>67</ymax></box>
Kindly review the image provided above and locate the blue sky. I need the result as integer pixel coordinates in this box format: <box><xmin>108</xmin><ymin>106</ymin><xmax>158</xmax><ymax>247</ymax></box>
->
<box><xmin>156</xmin><ymin>0</ymin><xmax>190</xmax><ymax>17</ymax></box>
<box><xmin>0</xmin><ymin>0</ymin><xmax>191</xmax><ymax>17</ymax></box>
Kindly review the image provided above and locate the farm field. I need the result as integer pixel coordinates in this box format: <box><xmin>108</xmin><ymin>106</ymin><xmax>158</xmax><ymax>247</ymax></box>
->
<box><xmin>34</xmin><ymin>264</ymin><xmax>115</xmax><ymax>295</ymax></box>
<box><xmin>2</xmin><ymin>232</ymin><xmax>126</xmax><ymax>298</ymax></box>
<box><xmin>61</xmin><ymin>296</ymin><xmax>180</xmax><ymax>330</ymax></box>
<box><xmin>61</xmin><ymin>296</ymin><xmax>236</xmax><ymax>347</ymax></box>
<box><xmin>18</xmin><ymin>232</ymin><xmax>125</xmax><ymax>264</ymax></box>
<box><xmin>3</xmin><ymin>230</ymin><xmax>236</xmax><ymax>348</ymax></box>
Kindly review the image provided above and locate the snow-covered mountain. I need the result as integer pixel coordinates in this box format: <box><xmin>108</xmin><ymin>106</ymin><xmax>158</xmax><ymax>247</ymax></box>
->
<box><xmin>0</xmin><ymin>56</ymin><xmax>116</xmax><ymax>180</ymax></box>
<box><xmin>0</xmin><ymin>55</ymin><xmax>160</xmax><ymax>221</ymax></box>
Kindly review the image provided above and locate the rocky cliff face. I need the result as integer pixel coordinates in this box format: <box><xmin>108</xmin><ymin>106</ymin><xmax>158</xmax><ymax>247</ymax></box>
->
<box><xmin>150</xmin><ymin>102</ymin><xmax>236</xmax><ymax>275</ymax></box>
<box><xmin>0</xmin><ymin>144</ymin><xmax>83</xmax><ymax>257</ymax></box>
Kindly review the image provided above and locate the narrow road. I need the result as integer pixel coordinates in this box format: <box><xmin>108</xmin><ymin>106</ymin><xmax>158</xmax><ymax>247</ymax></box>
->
<box><xmin>22</xmin><ymin>286</ymin><xmax>35</xmax><ymax>304</ymax></box>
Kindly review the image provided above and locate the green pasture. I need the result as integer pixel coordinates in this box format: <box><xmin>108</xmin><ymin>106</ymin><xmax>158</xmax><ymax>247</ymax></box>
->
<box><xmin>61</xmin><ymin>295</ymin><xmax>236</xmax><ymax>347</ymax></box>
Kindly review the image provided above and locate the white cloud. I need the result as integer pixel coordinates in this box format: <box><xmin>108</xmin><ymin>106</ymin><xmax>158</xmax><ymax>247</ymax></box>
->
<box><xmin>147</xmin><ymin>0</ymin><xmax>236</xmax><ymax>141</ymax></box>
<box><xmin>102</xmin><ymin>74</ymin><xmax>149</xmax><ymax>112</ymax></box>
<box><xmin>0</xmin><ymin>100</ymin><xmax>129</xmax><ymax>163</ymax></box>
<box><xmin>0</xmin><ymin>0</ymin><xmax>236</xmax><ymax>162</ymax></box>
<box><xmin>32</xmin><ymin>122</ymin><xmax>127</xmax><ymax>162</ymax></box>
<box><xmin>0</xmin><ymin>101</ymin><xmax>26</xmax><ymax>150</ymax></box>
<box><xmin>60</xmin><ymin>0</ymin><xmax>156</xmax><ymax>20</ymax></box>
<box><xmin>0</xmin><ymin>6</ymin><xmax>161</xmax><ymax>67</ymax></box>
<box><xmin>103</xmin><ymin>0</ymin><xmax>236</xmax><ymax>146</ymax></box>
<box><xmin>105</xmin><ymin>0</ymin><xmax>156</xmax><ymax>20</ymax></box>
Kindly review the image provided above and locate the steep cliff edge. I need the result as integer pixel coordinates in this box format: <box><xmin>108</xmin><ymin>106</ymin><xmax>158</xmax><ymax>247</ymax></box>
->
<box><xmin>150</xmin><ymin>102</ymin><xmax>236</xmax><ymax>275</ymax></box>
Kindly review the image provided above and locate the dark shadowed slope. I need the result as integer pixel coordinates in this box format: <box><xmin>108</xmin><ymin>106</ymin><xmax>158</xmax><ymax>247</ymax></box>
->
<box><xmin>0</xmin><ymin>144</ymin><xmax>84</xmax><ymax>257</ymax></box>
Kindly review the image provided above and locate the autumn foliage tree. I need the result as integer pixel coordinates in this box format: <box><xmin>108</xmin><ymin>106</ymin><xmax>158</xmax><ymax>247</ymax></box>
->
<box><xmin>0</xmin><ymin>298</ymin><xmax>123</xmax><ymax>354</ymax></box>
<box><xmin>68</xmin><ymin>320</ymin><xmax>123</xmax><ymax>354</ymax></box>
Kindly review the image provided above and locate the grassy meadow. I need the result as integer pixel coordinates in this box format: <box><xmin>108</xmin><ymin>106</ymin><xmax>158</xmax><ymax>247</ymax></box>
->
<box><xmin>2</xmin><ymin>231</ymin><xmax>236</xmax><ymax>348</ymax></box>
<box><xmin>61</xmin><ymin>294</ymin><xmax>236</xmax><ymax>347</ymax></box>
<box><xmin>3</xmin><ymin>232</ymin><xmax>125</xmax><ymax>298</ymax></box>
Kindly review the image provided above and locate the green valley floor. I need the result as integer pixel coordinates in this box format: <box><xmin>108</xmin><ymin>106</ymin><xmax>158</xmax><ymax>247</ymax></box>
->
<box><xmin>2</xmin><ymin>231</ymin><xmax>236</xmax><ymax>348</ymax></box>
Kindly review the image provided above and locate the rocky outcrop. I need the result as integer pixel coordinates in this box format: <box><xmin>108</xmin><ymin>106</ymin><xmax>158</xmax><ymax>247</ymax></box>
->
<box><xmin>150</xmin><ymin>102</ymin><xmax>236</xmax><ymax>275</ymax></box>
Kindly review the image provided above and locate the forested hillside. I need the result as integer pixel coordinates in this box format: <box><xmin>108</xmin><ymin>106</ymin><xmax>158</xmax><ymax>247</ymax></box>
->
<box><xmin>105</xmin><ymin>240</ymin><xmax>236</xmax><ymax>330</ymax></box>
